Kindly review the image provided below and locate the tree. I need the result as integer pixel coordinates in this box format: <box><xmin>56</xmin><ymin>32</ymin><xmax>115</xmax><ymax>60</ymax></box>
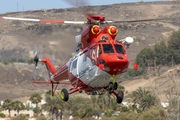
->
<box><xmin>29</xmin><ymin>93</ymin><xmax>42</xmax><ymax>108</ymax></box>
<box><xmin>168</xmin><ymin>29</ymin><xmax>180</xmax><ymax>64</ymax></box>
<box><xmin>2</xmin><ymin>99</ymin><xmax>13</xmax><ymax>116</ymax></box>
<box><xmin>29</xmin><ymin>93</ymin><xmax>42</xmax><ymax>116</ymax></box>
<box><xmin>43</xmin><ymin>91</ymin><xmax>70</xmax><ymax>120</ymax></box>
<box><xmin>130</xmin><ymin>87</ymin><xmax>158</xmax><ymax>111</ymax></box>
<box><xmin>136</xmin><ymin>48</ymin><xmax>154</xmax><ymax>74</ymax></box>
<box><xmin>12</xmin><ymin>100</ymin><xmax>25</xmax><ymax>115</ymax></box>
<box><xmin>154</xmin><ymin>40</ymin><xmax>168</xmax><ymax>65</ymax></box>
<box><xmin>43</xmin><ymin>93</ymin><xmax>61</xmax><ymax>119</ymax></box>
<box><xmin>68</xmin><ymin>96</ymin><xmax>92</xmax><ymax>118</ymax></box>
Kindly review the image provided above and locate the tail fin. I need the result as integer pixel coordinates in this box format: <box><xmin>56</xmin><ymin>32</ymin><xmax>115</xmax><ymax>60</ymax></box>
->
<box><xmin>41</xmin><ymin>58</ymin><xmax>56</xmax><ymax>74</ymax></box>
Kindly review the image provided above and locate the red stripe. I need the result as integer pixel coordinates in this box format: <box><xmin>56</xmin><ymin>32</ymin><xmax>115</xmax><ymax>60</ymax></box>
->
<box><xmin>33</xmin><ymin>81</ymin><xmax>71</xmax><ymax>84</ymax></box>
<box><xmin>33</xmin><ymin>81</ymin><xmax>52</xmax><ymax>84</ymax></box>
<box><xmin>40</xmin><ymin>19</ymin><xmax>64</xmax><ymax>23</ymax></box>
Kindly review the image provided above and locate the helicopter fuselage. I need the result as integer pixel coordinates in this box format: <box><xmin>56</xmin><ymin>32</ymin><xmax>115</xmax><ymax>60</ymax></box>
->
<box><xmin>50</xmin><ymin>25</ymin><xmax>129</xmax><ymax>94</ymax></box>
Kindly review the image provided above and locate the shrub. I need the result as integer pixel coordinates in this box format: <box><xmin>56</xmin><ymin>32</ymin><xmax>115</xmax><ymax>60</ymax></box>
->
<box><xmin>36</xmin><ymin>116</ymin><xmax>48</xmax><ymax>120</ymax></box>
<box><xmin>10</xmin><ymin>114</ymin><xmax>28</xmax><ymax>120</ymax></box>
<box><xmin>105</xmin><ymin>109</ymin><xmax>114</xmax><ymax>117</ymax></box>
<box><xmin>0</xmin><ymin>113</ymin><xmax>6</xmax><ymax>118</ymax></box>
<box><xmin>138</xmin><ymin>106</ymin><xmax>166</xmax><ymax>120</ymax></box>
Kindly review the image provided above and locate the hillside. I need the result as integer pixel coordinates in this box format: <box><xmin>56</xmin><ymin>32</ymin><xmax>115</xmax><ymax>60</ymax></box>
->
<box><xmin>0</xmin><ymin>1</ymin><xmax>180</xmax><ymax>101</ymax></box>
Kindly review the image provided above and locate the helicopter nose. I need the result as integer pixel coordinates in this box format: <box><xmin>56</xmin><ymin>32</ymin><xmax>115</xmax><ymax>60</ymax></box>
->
<box><xmin>98</xmin><ymin>54</ymin><xmax>129</xmax><ymax>75</ymax></box>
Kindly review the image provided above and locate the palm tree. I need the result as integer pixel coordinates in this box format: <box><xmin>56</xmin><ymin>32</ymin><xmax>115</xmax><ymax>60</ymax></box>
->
<box><xmin>29</xmin><ymin>93</ymin><xmax>42</xmax><ymax>108</ymax></box>
<box><xmin>2</xmin><ymin>99</ymin><xmax>13</xmax><ymax>116</ymax></box>
<box><xmin>130</xmin><ymin>87</ymin><xmax>158</xmax><ymax>110</ymax></box>
<box><xmin>12</xmin><ymin>100</ymin><xmax>25</xmax><ymax>115</ymax></box>
<box><xmin>43</xmin><ymin>91</ymin><xmax>70</xmax><ymax>120</ymax></box>
<box><xmin>43</xmin><ymin>93</ymin><xmax>60</xmax><ymax>118</ymax></box>
<box><xmin>29</xmin><ymin>93</ymin><xmax>42</xmax><ymax>116</ymax></box>
<box><xmin>68</xmin><ymin>96</ymin><xmax>92</xmax><ymax>118</ymax></box>
<box><xmin>141</xmin><ymin>93</ymin><xmax>158</xmax><ymax>110</ymax></box>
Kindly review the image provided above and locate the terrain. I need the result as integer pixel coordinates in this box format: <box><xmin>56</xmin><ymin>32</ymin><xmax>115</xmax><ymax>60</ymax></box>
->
<box><xmin>0</xmin><ymin>1</ymin><xmax>180</xmax><ymax>102</ymax></box>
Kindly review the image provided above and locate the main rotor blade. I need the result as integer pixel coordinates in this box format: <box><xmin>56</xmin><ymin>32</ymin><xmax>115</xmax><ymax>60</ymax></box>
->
<box><xmin>107</xmin><ymin>18</ymin><xmax>172</xmax><ymax>24</ymax></box>
<box><xmin>0</xmin><ymin>16</ymin><xmax>86</xmax><ymax>24</ymax></box>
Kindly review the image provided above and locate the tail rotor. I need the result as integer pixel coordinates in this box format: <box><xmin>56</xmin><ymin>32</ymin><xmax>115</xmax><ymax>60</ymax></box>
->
<box><xmin>34</xmin><ymin>51</ymin><xmax>39</xmax><ymax>69</ymax></box>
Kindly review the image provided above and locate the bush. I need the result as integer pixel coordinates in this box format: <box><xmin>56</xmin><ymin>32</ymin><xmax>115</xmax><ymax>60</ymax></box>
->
<box><xmin>0</xmin><ymin>113</ymin><xmax>6</xmax><ymax>118</ymax></box>
<box><xmin>138</xmin><ymin>106</ymin><xmax>166</xmax><ymax>120</ymax></box>
<box><xmin>10</xmin><ymin>114</ymin><xmax>28</xmax><ymax>120</ymax></box>
<box><xmin>36</xmin><ymin>116</ymin><xmax>48</xmax><ymax>120</ymax></box>
<box><xmin>127</xmin><ymin>67</ymin><xmax>145</xmax><ymax>77</ymax></box>
<box><xmin>105</xmin><ymin>109</ymin><xmax>114</xmax><ymax>117</ymax></box>
<box><xmin>118</xmin><ymin>111</ymin><xmax>139</xmax><ymax>120</ymax></box>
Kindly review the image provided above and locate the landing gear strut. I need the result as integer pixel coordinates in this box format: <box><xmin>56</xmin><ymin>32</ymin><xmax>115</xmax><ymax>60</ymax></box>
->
<box><xmin>108</xmin><ymin>75</ymin><xmax>124</xmax><ymax>104</ymax></box>
<box><xmin>108</xmin><ymin>82</ymin><xmax>118</xmax><ymax>94</ymax></box>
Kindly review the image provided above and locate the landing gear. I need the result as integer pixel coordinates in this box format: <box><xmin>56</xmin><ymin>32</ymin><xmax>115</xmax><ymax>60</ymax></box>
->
<box><xmin>108</xmin><ymin>75</ymin><xmax>124</xmax><ymax>104</ymax></box>
<box><xmin>113</xmin><ymin>82</ymin><xmax>118</xmax><ymax>90</ymax></box>
<box><xmin>116</xmin><ymin>90</ymin><xmax>124</xmax><ymax>104</ymax></box>
<box><xmin>108</xmin><ymin>82</ymin><xmax>118</xmax><ymax>94</ymax></box>
<box><xmin>60</xmin><ymin>89</ymin><xmax>69</xmax><ymax>102</ymax></box>
<box><xmin>108</xmin><ymin>82</ymin><xmax>113</xmax><ymax>94</ymax></box>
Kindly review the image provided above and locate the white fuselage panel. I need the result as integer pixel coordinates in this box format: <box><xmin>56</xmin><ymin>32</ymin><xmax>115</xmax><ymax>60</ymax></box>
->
<box><xmin>69</xmin><ymin>51</ymin><xmax>112</xmax><ymax>88</ymax></box>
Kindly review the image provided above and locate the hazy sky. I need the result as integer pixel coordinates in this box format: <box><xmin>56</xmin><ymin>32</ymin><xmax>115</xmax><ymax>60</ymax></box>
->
<box><xmin>0</xmin><ymin>0</ymin><xmax>158</xmax><ymax>14</ymax></box>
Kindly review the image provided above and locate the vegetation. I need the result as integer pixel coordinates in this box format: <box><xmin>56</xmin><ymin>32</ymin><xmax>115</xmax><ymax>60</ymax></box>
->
<box><xmin>12</xmin><ymin>100</ymin><xmax>25</xmax><ymax>115</ymax></box>
<box><xmin>0</xmin><ymin>113</ymin><xmax>6</xmax><ymax>118</ymax></box>
<box><xmin>130</xmin><ymin>87</ymin><xmax>159</xmax><ymax>111</ymax></box>
<box><xmin>29</xmin><ymin>93</ymin><xmax>42</xmax><ymax>108</ymax></box>
<box><xmin>0</xmin><ymin>87</ymin><xmax>168</xmax><ymax>120</ymax></box>
<box><xmin>129</xmin><ymin>29</ymin><xmax>180</xmax><ymax>77</ymax></box>
<box><xmin>168</xmin><ymin>29</ymin><xmax>180</xmax><ymax>65</ymax></box>
<box><xmin>29</xmin><ymin>93</ymin><xmax>42</xmax><ymax>116</ymax></box>
<box><xmin>2</xmin><ymin>99</ymin><xmax>13</xmax><ymax>117</ymax></box>
<box><xmin>9</xmin><ymin>114</ymin><xmax>28</xmax><ymax>120</ymax></box>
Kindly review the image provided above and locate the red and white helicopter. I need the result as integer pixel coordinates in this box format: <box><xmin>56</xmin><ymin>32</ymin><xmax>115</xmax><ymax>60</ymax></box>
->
<box><xmin>0</xmin><ymin>2</ymin><xmax>170</xmax><ymax>104</ymax></box>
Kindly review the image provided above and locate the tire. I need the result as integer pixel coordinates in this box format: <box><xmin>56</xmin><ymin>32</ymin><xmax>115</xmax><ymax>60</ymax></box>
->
<box><xmin>108</xmin><ymin>82</ymin><xmax>113</xmax><ymax>94</ymax></box>
<box><xmin>113</xmin><ymin>82</ymin><xmax>118</xmax><ymax>90</ymax></box>
<box><xmin>117</xmin><ymin>90</ymin><xmax>124</xmax><ymax>104</ymax></box>
<box><xmin>60</xmin><ymin>89</ymin><xmax>69</xmax><ymax>102</ymax></box>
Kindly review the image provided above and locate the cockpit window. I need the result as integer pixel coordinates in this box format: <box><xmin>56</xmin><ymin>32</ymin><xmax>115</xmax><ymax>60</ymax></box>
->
<box><xmin>114</xmin><ymin>44</ymin><xmax>124</xmax><ymax>54</ymax></box>
<box><xmin>98</xmin><ymin>44</ymin><xmax>102</xmax><ymax>56</ymax></box>
<box><xmin>102</xmin><ymin>44</ymin><xmax>114</xmax><ymax>53</ymax></box>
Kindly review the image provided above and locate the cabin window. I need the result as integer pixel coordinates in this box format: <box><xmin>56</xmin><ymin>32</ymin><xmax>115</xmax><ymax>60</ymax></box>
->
<box><xmin>71</xmin><ymin>59</ymin><xmax>77</xmax><ymax>70</ymax></box>
<box><xmin>83</xmin><ymin>52</ymin><xmax>88</xmax><ymax>62</ymax></box>
<box><xmin>114</xmin><ymin>44</ymin><xmax>125</xmax><ymax>54</ymax></box>
<box><xmin>102</xmin><ymin>44</ymin><xmax>114</xmax><ymax>53</ymax></box>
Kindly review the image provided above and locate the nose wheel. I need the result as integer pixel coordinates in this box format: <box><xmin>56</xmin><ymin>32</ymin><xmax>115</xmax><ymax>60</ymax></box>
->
<box><xmin>108</xmin><ymin>81</ymin><xmax>118</xmax><ymax>94</ymax></box>
<box><xmin>108</xmin><ymin>75</ymin><xmax>124</xmax><ymax>104</ymax></box>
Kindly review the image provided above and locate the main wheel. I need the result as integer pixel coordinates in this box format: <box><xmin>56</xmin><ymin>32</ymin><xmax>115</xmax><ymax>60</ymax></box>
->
<box><xmin>113</xmin><ymin>82</ymin><xmax>118</xmax><ymax>90</ymax></box>
<box><xmin>60</xmin><ymin>89</ymin><xmax>69</xmax><ymax>102</ymax></box>
<box><xmin>116</xmin><ymin>90</ymin><xmax>124</xmax><ymax>104</ymax></box>
<box><xmin>108</xmin><ymin>82</ymin><xmax>113</xmax><ymax>94</ymax></box>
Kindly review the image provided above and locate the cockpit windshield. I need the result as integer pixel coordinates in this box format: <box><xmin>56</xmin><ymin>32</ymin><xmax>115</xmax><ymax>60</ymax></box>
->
<box><xmin>114</xmin><ymin>44</ymin><xmax>124</xmax><ymax>54</ymax></box>
<box><xmin>102</xmin><ymin>44</ymin><xmax>114</xmax><ymax>53</ymax></box>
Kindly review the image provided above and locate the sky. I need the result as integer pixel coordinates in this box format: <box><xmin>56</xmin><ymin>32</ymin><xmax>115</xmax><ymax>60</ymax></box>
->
<box><xmin>0</xmin><ymin>0</ymin><xmax>158</xmax><ymax>14</ymax></box>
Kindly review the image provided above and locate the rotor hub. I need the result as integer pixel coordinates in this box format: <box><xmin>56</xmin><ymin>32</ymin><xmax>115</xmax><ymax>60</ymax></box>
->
<box><xmin>87</xmin><ymin>14</ymin><xmax>105</xmax><ymax>21</ymax></box>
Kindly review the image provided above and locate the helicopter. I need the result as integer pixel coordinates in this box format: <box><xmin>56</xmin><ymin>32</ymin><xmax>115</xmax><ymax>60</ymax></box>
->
<box><xmin>0</xmin><ymin>2</ymin><xmax>172</xmax><ymax>104</ymax></box>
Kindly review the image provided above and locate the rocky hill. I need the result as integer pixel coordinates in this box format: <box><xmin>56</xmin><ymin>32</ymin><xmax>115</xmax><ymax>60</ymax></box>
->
<box><xmin>0</xmin><ymin>1</ymin><xmax>180</xmax><ymax>101</ymax></box>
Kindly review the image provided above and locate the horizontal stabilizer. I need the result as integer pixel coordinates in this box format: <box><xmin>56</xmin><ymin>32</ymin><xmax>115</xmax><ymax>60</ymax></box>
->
<box><xmin>33</xmin><ymin>81</ymin><xmax>71</xmax><ymax>84</ymax></box>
